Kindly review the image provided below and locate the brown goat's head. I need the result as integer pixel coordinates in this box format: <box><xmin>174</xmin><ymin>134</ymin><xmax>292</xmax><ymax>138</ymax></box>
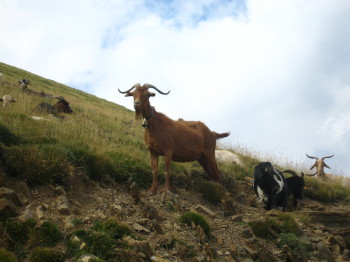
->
<box><xmin>306</xmin><ymin>153</ymin><xmax>334</xmax><ymax>179</ymax></box>
<box><xmin>118</xmin><ymin>83</ymin><xmax>170</xmax><ymax>120</ymax></box>
<box><xmin>53</xmin><ymin>96</ymin><xmax>73</xmax><ymax>114</ymax></box>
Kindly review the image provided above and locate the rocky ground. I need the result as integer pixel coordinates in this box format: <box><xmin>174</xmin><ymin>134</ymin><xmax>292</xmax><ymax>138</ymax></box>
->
<box><xmin>1</xmin><ymin>169</ymin><xmax>350</xmax><ymax>262</ymax></box>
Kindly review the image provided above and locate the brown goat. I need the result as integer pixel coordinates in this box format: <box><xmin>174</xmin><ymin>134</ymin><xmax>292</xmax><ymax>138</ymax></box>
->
<box><xmin>306</xmin><ymin>153</ymin><xmax>334</xmax><ymax>180</ymax></box>
<box><xmin>119</xmin><ymin>83</ymin><xmax>230</xmax><ymax>193</ymax></box>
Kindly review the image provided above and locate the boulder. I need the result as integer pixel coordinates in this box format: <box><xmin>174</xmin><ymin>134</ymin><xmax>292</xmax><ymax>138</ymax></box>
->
<box><xmin>0</xmin><ymin>198</ymin><xmax>19</xmax><ymax>220</ymax></box>
<box><xmin>0</xmin><ymin>187</ymin><xmax>23</xmax><ymax>206</ymax></box>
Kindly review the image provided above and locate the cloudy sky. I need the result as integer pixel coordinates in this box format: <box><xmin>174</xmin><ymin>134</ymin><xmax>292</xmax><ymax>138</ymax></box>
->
<box><xmin>1</xmin><ymin>0</ymin><xmax>350</xmax><ymax>176</ymax></box>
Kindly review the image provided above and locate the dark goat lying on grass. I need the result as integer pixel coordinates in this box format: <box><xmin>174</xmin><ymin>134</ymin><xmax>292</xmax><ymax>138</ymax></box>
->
<box><xmin>33</xmin><ymin>96</ymin><xmax>73</xmax><ymax>117</ymax></box>
<box><xmin>119</xmin><ymin>83</ymin><xmax>230</xmax><ymax>193</ymax></box>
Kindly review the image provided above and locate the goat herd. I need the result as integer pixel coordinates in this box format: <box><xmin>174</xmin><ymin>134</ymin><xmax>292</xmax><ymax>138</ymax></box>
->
<box><xmin>118</xmin><ymin>83</ymin><xmax>335</xmax><ymax>212</ymax></box>
<box><xmin>1</xmin><ymin>79</ymin><xmax>334</xmax><ymax>212</ymax></box>
<box><xmin>0</xmin><ymin>78</ymin><xmax>73</xmax><ymax>117</ymax></box>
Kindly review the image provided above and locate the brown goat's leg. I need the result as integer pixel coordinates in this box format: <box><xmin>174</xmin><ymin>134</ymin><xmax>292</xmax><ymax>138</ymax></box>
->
<box><xmin>149</xmin><ymin>150</ymin><xmax>159</xmax><ymax>193</ymax></box>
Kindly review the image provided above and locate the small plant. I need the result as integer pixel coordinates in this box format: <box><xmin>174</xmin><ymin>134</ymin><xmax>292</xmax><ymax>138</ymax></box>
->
<box><xmin>193</xmin><ymin>179</ymin><xmax>228</xmax><ymax>204</ymax></box>
<box><xmin>66</xmin><ymin>230</ymin><xmax>114</xmax><ymax>260</ymax></box>
<box><xmin>3</xmin><ymin>219</ymin><xmax>36</xmax><ymax>245</ymax></box>
<box><xmin>248</xmin><ymin>218</ymin><xmax>281</xmax><ymax>239</ymax></box>
<box><xmin>31</xmin><ymin>221</ymin><xmax>63</xmax><ymax>247</ymax></box>
<box><xmin>179</xmin><ymin>211</ymin><xmax>210</xmax><ymax>237</ymax></box>
<box><xmin>279</xmin><ymin>233</ymin><xmax>312</xmax><ymax>261</ymax></box>
<box><xmin>94</xmin><ymin>219</ymin><xmax>132</xmax><ymax>239</ymax></box>
<box><xmin>277</xmin><ymin>213</ymin><xmax>302</xmax><ymax>235</ymax></box>
<box><xmin>0</xmin><ymin>248</ymin><xmax>18</xmax><ymax>262</ymax></box>
<box><xmin>29</xmin><ymin>248</ymin><xmax>64</xmax><ymax>262</ymax></box>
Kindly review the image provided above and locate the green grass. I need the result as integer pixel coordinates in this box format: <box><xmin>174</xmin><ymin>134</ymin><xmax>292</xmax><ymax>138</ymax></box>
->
<box><xmin>179</xmin><ymin>211</ymin><xmax>211</xmax><ymax>237</ymax></box>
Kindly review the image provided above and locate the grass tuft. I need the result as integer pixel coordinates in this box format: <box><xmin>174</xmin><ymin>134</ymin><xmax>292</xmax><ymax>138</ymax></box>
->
<box><xmin>179</xmin><ymin>211</ymin><xmax>210</xmax><ymax>237</ymax></box>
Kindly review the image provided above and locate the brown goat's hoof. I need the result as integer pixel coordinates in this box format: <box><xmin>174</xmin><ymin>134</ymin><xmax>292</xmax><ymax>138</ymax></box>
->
<box><xmin>148</xmin><ymin>187</ymin><xmax>158</xmax><ymax>194</ymax></box>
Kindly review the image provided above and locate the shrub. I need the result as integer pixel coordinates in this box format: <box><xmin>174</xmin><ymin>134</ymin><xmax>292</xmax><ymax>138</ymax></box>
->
<box><xmin>31</xmin><ymin>221</ymin><xmax>63</xmax><ymax>247</ymax></box>
<box><xmin>0</xmin><ymin>123</ymin><xmax>20</xmax><ymax>146</ymax></box>
<box><xmin>66</xmin><ymin>230</ymin><xmax>114</xmax><ymax>260</ymax></box>
<box><xmin>248</xmin><ymin>218</ymin><xmax>281</xmax><ymax>239</ymax></box>
<box><xmin>279</xmin><ymin>233</ymin><xmax>312</xmax><ymax>261</ymax></box>
<box><xmin>1</xmin><ymin>145</ymin><xmax>71</xmax><ymax>186</ymax></box>
<box><xmin>0</xmin><ymin>248</ymin><xmax>18</xmax><ymax>262</ymax></box>
<box><xmin>3</xmin><ymin>219</ymin><xmax>36</xmax><ymax>245</ymax></box>
<box><xmin>249</xmin><ymin>213</ymin><xmax>301</xmax><ymax>239</ymax></box>
<box><xmin>94</xmin><ymin>219</ymin><xmax>132</xmax><ymax>239</ymax></box>
<box><xmin>29</xmin><ymin>248</ymin><xmax>64</xmax><ymax>262</ymax></box>
<box><xmin>277</xmin><ymin>213</ymin><xmax>302</xmax><ymax>235</ymax></box>
<box><xmin>193</xmin><ymin>179</ymin><xmax>228</xmax><ymax>204</ymax></box>
<box><xmin>179</xmin><ymin>212</ymin><xmax>210</xmax><ymax>237</ymax></box>
<box><xmin>304</xmin><ymin>177</ymin><xmax>350</xmax><ymax>202</ymax></box>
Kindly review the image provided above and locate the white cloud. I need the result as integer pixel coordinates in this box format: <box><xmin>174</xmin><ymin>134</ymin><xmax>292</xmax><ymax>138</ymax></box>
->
<box><xmin>1</xmin><ymin>0</ymin><xmax>350</xmax><ymax>176</ymax></box>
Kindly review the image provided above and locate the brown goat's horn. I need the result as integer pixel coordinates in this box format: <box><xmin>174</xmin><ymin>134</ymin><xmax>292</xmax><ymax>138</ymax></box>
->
<box><xmin>118</xmin><ymin>83</ymin><xmax>140</xmax><ymax>94</ymax></box>
<box><xmin>306</xmin><ymin>153</ymin><xmax>318</xmax><ymax>160</ymax></box>
<box><xmin>281</xmin><ymin>170</ymin><xmax>298</xmax><ymax>177</ymax></box>
<box><xmin>321</xmin><ymin>154</ymin><xmax>334</xmax><ymax>160</ymax></box>
<box><xmin>143</xmin><ymin>84</ymin><xmax>170</xmax><ymax>95</ymax></box>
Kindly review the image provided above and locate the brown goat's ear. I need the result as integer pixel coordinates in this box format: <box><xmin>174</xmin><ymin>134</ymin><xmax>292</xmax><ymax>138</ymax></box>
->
<box><xmin>148</xmin><ymin>92</ymin><xmax>156</xmax><ymax>97</ymax></box>
<box><xmin>125</xmin><ymin>92</ymin><xmax>133</xmax><ymax>97</ymax></box>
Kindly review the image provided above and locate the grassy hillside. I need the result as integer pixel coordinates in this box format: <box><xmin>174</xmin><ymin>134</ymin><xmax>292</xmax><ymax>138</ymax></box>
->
<box><xmin>0</xmin><ymin>61</ymin><xmax>349</xmax><ymax>200</ymax></box>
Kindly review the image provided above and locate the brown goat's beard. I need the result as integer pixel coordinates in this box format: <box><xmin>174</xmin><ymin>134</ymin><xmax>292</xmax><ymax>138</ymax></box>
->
<box><xmin>135</xmin><ymin>110</ymin><xmax>142</xmax><ymax>120</ymax></box>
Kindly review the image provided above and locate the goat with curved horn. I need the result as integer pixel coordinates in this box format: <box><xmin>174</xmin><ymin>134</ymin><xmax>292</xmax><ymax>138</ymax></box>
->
<box><xmin>143</xmin><ymin>84</ymin><xmax>170</xmax><ymax>95</ymax></box>
<box><xmin>118</xmin><ymin>83</ymin><xmax>229</xmax><ymax>193</ymax></box>
<box><xmin>118</xmin><ymin>83</ymin><xmax>141</xmax><ymax>94</ymax></box>
<box><xmin>321</xmin><ymin>154</ymin><xmax>334</xmax><ymax>160</ymax></box>
<box><xmin>306</xmin><ymin>153</ymin><xmax>334</xmax><ymax>180</ymax></box>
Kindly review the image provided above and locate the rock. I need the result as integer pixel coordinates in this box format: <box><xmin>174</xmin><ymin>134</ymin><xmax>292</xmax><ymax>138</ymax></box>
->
<box><xmin>36</xmin><ymin>205</ymin><xmax>44</xmax><ymax>219</ymax></box>
<box><xmin>221</xmin><ymin>197</ymin><xmax>237</xmax><ymax>216</ymax></box>
<box><xmin>134</xmin><ymin>240</ymin><xmax>154</xmax><ymax>259</ymax></box>
<box><xmin>196</xmin><ymin>225</ymin><xmax>208</xmax><ymax>244</ymax></box>
<box><xmin>77</xmin><ymin>254</ymin><xmax>100</xmax><ymax>262</ymax></box>
<box><xmin>0</xmin><ymin>187</ymin><xmax>23</xmax><ymax>206</ymax></box>
<box><xmin>132</xmin><ymin>222</ymin><xmax>150</xmax><ymax>233</ymax></box>
<box><xmin>241</xmin><ymin>227</ymin><xmax>254</xmax><ymax>239</ymax></box>
<box><xmin>232</xmin><ymin>215</ymin><xmax>244</xmax><ymax>223</ymax></box>
<box><xmin>0</xmin><ymin>198</ymin><xmax>19</xmax><ymax>220</ymax></box>
<box><xmin>317</xmin><ymin>241</ymin><xmax>335</xmax><ymax>262</ymax></box>
<box><xmin>55</xmin><ymin>186</ymin><xmax>67</xmax><ymax>195</ymax></box>
<box><xmin>142</xmin><ymin>205</ymin><xmax>161</xmax><ymax>221</ymax></box>
<box><xmin>57</xmin><ymin>195</ymin><xmax>72</xmax><ymax>215</ymax></box>
<box><xmin>149</xmin><ymin>219</ymin><xmax>164</xmax><ymax>234</ymax></box>
<box><xmin>343</xmin><ymin>249</ymin><xmax>350</xmax><ymax>260</ymax></box>
<box><xmin>19</xmin><ymin>204</ymin><xmax>35</xmax><ymax>222</ymax></box>
<box><xmin>328</xmin><ymin>235</ymin><xmax>346</xmax><ymax>253</ymax></box>
<box><xmin>195</xmin><ymin>204</ymin><xmax>216</xmax><ymax>217</ymax></box>
<box><xmin>257</xmin><ymin>249</ymin><xmax>277</xmax><ymax>262</ymax></box>
<box><xmin>150</xmin><ymin>255</ymin><xmax>171</xmax><ymax>262</ymax></box>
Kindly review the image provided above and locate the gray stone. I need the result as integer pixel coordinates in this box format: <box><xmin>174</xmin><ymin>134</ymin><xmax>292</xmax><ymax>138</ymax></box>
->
<box><xmin>78</xmin><ymin>254</ymin><xmax>99</xmax><ymax>262</ymax></box>
<box><xmin>317</xmin><ymin>241</ymin><xmax>335</xmax><ymax>262</ymax></box>
<box><xmin>57</xmin><ymin>195</ymin><xmax>72</xmax><ymax>215</ymax></box>
<box><xmin>0</xmin><ymin>187</ymin><xmax>23</xmax><ymax>206</ymax></box>
<box><xmin>0</xmin><ymin>198</ymin><xmax>18</xmax><ymax>220</ymax></box>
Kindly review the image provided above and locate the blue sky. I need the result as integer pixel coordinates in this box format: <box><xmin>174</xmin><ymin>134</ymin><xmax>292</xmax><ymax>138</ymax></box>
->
<box><xmin>1</xmin><ymin>0</ymin><xmax>350</xmax><ymax>176</ymax></box>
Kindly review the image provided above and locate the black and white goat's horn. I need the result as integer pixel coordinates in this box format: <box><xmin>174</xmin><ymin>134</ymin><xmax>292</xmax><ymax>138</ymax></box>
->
<box><xmin>281</xmin><ymin>170</ymin><xmax>298</xmax><ymax>177</ymax></box>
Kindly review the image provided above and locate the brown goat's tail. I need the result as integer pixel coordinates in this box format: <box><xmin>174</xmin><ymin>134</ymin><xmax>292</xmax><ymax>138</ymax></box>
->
<box><xmin>214</xmin><ymin>132</ymin><xmax>230</xmax><ymax>139</ymax></box>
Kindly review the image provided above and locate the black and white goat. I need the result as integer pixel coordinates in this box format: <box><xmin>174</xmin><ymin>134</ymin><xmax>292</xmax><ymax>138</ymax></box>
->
<box><xmin>253</xmin><ymin>162</ymin><xmax>288</xmax><ymax>211</ymax></box>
